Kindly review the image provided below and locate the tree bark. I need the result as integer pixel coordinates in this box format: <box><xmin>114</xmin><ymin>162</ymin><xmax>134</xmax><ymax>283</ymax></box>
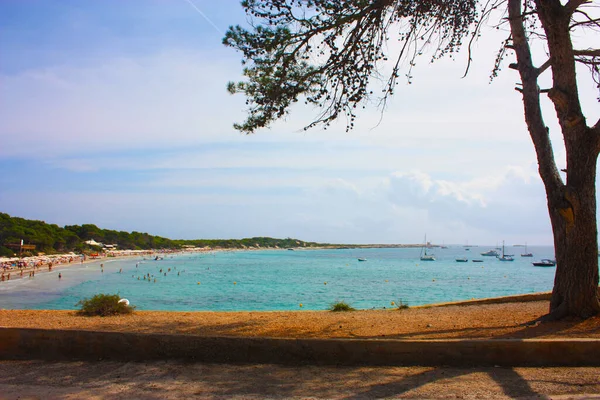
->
<box><xmin>508</xmin><ymin>0</ymin><xmax>600</xmax><ymax>319</ymax></box>
<box><xmin>548</xmin><ymin>158</ymin><xmax>600</xmax><ymax>319</ymax></box>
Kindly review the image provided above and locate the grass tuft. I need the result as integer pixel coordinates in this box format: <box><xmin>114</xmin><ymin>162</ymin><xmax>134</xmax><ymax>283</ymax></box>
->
<box><xmin>330</xmin><ymin>301</ymin><xmax>356</xmax><ymax>312</ymax></box>
<box><xmin>392</xmin><ymin>299</ymin><xmax>410</xmax><ymax>310</ymax></box>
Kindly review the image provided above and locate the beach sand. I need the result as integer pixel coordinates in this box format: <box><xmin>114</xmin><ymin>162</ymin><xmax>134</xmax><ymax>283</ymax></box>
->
<box><xmin>2</xmin><ymin>297</ymin><xmax>599</xmax><ymax>340</ymax></box>
<box><xmin>2</xmin><ymin>297</ymin><xmax>600</xmax><ymax>399</ymax></box>
<box><xmin>2</xmin><ymin>298</ymin><xmax>600</xmax><ymax>399</ymax></box>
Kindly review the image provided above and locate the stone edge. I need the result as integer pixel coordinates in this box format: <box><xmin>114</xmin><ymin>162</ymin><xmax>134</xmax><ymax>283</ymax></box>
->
<box><xmin>0</xmin><ymin>328</ymin><xmax>598</xmax><ymax>366</ymax></box>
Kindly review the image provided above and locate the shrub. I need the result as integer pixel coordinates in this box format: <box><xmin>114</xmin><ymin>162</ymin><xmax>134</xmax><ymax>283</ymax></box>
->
<box><xmin>76</xmin><ymin>293</ymin><xmax>134</xmax><ymax>316</ymax></box>
<box><xmin>330</xmin><ymin>301</ymin><xmax>356</xmax><ymax>312</ymax></box>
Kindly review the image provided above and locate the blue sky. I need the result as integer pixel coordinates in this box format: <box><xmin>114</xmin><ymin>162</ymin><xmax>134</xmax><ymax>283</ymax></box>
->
<box><xmin>1</xmin><ymin>0</ymin><xmax>598</xmax><ymax>245</ymax></box>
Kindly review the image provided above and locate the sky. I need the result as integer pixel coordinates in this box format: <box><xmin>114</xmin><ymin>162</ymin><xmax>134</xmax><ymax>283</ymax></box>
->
<box><xmin>1</xmin><ymin>0</ymin><xmax>599</xmax><ymax>246</ymax></box>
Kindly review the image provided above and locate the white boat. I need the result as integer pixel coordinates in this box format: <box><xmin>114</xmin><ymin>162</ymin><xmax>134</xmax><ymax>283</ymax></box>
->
<box><xmin>455</xmin><ymin>257</ymin><xmax>468</xmax><ymax>262</ymax></box>
<box><xmin>420</xmin><ymin>235</ymin><xmax>435</xmax><ymax>261</ymax></box>
<box><xmin>497</xmin><ymin>241</ymin><xmax>514</xmax><ymax>262</ymax></box>
<box><xmin>481</xmin><ymin>249</ymin><xmax>499</xmax><ymax>257</ymax></box>
<box><xmin>357</xmin><ymin>258</ymin><xmax>367</xmax><ymax>262</ymax></box>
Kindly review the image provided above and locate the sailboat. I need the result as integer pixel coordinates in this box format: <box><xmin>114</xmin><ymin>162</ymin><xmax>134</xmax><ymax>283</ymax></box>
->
<box><xmin>497</xmin><ymin>241</ymin><xmax>514</xmax><ymax>262</ymax></box>
<box><xmin>420</xmin><ymin>235</ymin><xmax>435</xmax><ymax>261</ymax></box>
<box><xmin>521</xmin><ymin>243</ymin><xmax>533</xmax><ymax>257</ymax></box>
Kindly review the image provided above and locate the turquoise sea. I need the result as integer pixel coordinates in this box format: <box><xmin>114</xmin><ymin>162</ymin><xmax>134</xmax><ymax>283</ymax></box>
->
<box><xmin>0</xmin><ymin>246</ymin><xmax>557</xmax><ymax>311</ymax></box>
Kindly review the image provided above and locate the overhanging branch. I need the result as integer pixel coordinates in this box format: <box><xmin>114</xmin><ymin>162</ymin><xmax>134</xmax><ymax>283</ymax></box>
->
<box><xmin>565</xmin><ymin>0</ymin><xmax>592</xmax><ymax>16</ymax></box>
<box><xmin>574</xmin><ymin>49</ymin><xmax>600</xmax><ymax>57</ymax></box>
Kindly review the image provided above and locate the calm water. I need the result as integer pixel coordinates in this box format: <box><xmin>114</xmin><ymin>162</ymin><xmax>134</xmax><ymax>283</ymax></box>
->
<box><xmin>0</xmin><ymin>246</ymin><xmax>557</xmax><ymax>311</ymax></box>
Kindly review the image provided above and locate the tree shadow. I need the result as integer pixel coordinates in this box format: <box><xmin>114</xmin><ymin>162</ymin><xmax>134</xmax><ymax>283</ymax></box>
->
<box><xmin>342</xmin><ymin>366</ymin><xmax>540</xmax><ymax>399</ymax></box>
<box><xmin>366</xmin><ymin>316</ymin><xmax>600</xmax><ymax>340</ymax></box>
<box><xmin>362</xmin><ymin>324</ymin><xmax>526</xmax><ymax>340</ymax></box>
<box><xmin>0</xmin><ymin>360</ymin><xmax>568</xmax><ymax>399</ymax></box>
<box><xmin>497</xmin><ymin>317</ymin><xmax>596</xmax><ymax>339</ymax></box>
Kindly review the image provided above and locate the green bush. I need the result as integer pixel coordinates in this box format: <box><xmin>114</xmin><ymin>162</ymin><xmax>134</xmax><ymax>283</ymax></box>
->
<box><xmin>329</xmin><ymin>301</ymin><xmax>356</xmax><ymax>312</ymax></box>
<box><xmin>76</xmin><ymin>293</ymin><xmax>134</xmax><ymax>316</ymax></box>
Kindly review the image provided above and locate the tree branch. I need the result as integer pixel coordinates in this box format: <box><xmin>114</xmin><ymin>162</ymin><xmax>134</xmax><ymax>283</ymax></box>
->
<box><xmin>570</xmin><ymin>15</ymin><xmax>600</xmax><ymax>30</ymax></box>
<box><xmin>565</xmin><ymin>0</ymin><xmax>592</xmax><ymax>16</ymax></box>
<box><xmin>536</xmin><ymin>58</ymin><xmax>552</xmax><ymax>76</ymax></box>
<box><xmin>508</xmin><ymin>0</ymin><xmax>563</xmax><ymax>191</ymax></box>
<box><xmin>573</xmin><ymin>49</ymin><xmax>600</xmax><ymax>57</ymax></box>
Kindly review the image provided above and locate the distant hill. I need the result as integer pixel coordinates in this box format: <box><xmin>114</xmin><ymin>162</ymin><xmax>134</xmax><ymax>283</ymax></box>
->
<box><xmin>0</xmin><ymin>212</ymin><xmax>324</xmax><ymax>257</ymax></box>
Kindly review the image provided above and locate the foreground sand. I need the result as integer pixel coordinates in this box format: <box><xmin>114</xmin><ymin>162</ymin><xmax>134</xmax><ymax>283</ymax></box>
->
<box><xmin>2</xmin><ymin>298</ymin><xmax>600</xmax><ymax>340</ymax></box>
<box><xmin>2</xmin><ymin>298</ymin><xmax>600</xmax><ymax>399</ymax></box>
<box><xmin>1</xmin><ymin>360</ymin><xmax>600</xmax><ymax>399</ymax></box>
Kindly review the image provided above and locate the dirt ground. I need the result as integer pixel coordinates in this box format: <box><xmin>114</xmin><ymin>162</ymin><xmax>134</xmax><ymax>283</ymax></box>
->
<box><xmin>2</xmin><ymin>299</ymin><xmax>600</xmax><ymax>340</ymax></box>
<box><xmin>1</xmin><ymin>360</ymin><xmax>600</xmax><ymax>399</ymax></box>
<box><xmin>2</xmin><ymin>298</ymin><xmax>600</xmax><ymax>399</ymax></box>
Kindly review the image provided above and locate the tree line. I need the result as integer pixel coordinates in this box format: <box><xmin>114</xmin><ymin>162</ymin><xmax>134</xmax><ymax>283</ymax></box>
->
<box><xmin>0</xmin><ymin>212</ymin><xmax>323</xmax><ymax>257</ymax></box>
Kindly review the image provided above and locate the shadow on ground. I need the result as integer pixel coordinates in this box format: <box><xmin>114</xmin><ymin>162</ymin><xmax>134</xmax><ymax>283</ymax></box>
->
<box><xmin>0</xmin><ymin>360</ymin><xmax>599</xmax><ymax>399</ymax></box>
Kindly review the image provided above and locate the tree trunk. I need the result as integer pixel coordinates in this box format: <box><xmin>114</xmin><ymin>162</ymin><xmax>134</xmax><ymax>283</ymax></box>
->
<box><xmin>536</xmin><ymin>0</ymin><xmax>600</xmax><ymax>319</ymax></box>
<box><xmin>546</xmin><ymin>151</ymin><xmax>600</xmax><ymax>319</ymax></box>
<box><xmin>508</xmin><ymin>0</ymin><xmax>600</xmax><ymax>319</ymax></box>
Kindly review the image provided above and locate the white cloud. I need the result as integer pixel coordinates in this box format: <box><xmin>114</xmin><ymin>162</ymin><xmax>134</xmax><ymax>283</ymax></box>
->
<box><xmin>383</xmin><ymin>166</ymin><xmax>551</xmax><ymax>243</ymax></box>
<box><xmin>0</xmin><ymin>49</ymin><xmax>247</xmax><ymax>157</ymax></box>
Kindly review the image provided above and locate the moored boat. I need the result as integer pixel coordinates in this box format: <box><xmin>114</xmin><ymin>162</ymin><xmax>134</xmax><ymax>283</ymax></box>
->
<box><xmin>481</xmin><ymin>249</ymin><xmax>499</xmax><ymax>257</ymax></box>
<box><xmin>420</xmin><ymin>235</ymin><xmax>435</xmax><ymax>261</ymax></box>
<box><xmin>497</xmin><ymin>241</ymin><xmax>514</xmax><ymax>262</ymax></box>
<box><xmin>532</xmin><ymin>259</ymin><xmax>556</xmax><ymax>267</ymax></box>
<box><xmin>521</xmin><ymin>243</ymin><xmax>533</xmax><ymax>257</ymax></box>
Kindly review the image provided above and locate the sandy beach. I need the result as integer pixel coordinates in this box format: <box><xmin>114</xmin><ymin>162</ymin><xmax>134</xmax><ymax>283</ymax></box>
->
<box><xmin>2</xmin><ymin>296</ymin><xmax>599</xmax><ymax>340</ymax></box>
<box><xmin>2</xmin><ymin>297</ymin><xmax>600</xmax><ymax>399</ymax></box>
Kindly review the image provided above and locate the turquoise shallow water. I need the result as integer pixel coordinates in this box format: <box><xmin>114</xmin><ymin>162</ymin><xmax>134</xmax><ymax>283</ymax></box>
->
<box><xmin>0</xmin><ymin>246</ymin><xmax>556</xmax><ymax>311</ymax></box>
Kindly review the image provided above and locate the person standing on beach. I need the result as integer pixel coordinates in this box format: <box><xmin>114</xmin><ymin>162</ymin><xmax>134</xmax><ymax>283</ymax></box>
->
<box><xmin>58</xmin><ymin>273</ymin><xmax>62</xmax><ymax>279</ymax></box>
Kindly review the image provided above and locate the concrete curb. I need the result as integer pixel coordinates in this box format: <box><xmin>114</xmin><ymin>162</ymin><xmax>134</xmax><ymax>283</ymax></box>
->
<box><xmin>1</xmin><ymin>328</ymin><xmax>599</xmax><ymax>366</ymax></box>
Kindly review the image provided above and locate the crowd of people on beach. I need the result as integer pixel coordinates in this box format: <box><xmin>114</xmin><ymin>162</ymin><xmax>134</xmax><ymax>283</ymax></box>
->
<box><xmin>0</xmin><ymin>248</ymin><xmax>211</xmax><ymax>282</ymax></box>
<box><xmin>0</xmin><ymin>254</ymin><xmax>83</xmax><ymax>282</ymax></box>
